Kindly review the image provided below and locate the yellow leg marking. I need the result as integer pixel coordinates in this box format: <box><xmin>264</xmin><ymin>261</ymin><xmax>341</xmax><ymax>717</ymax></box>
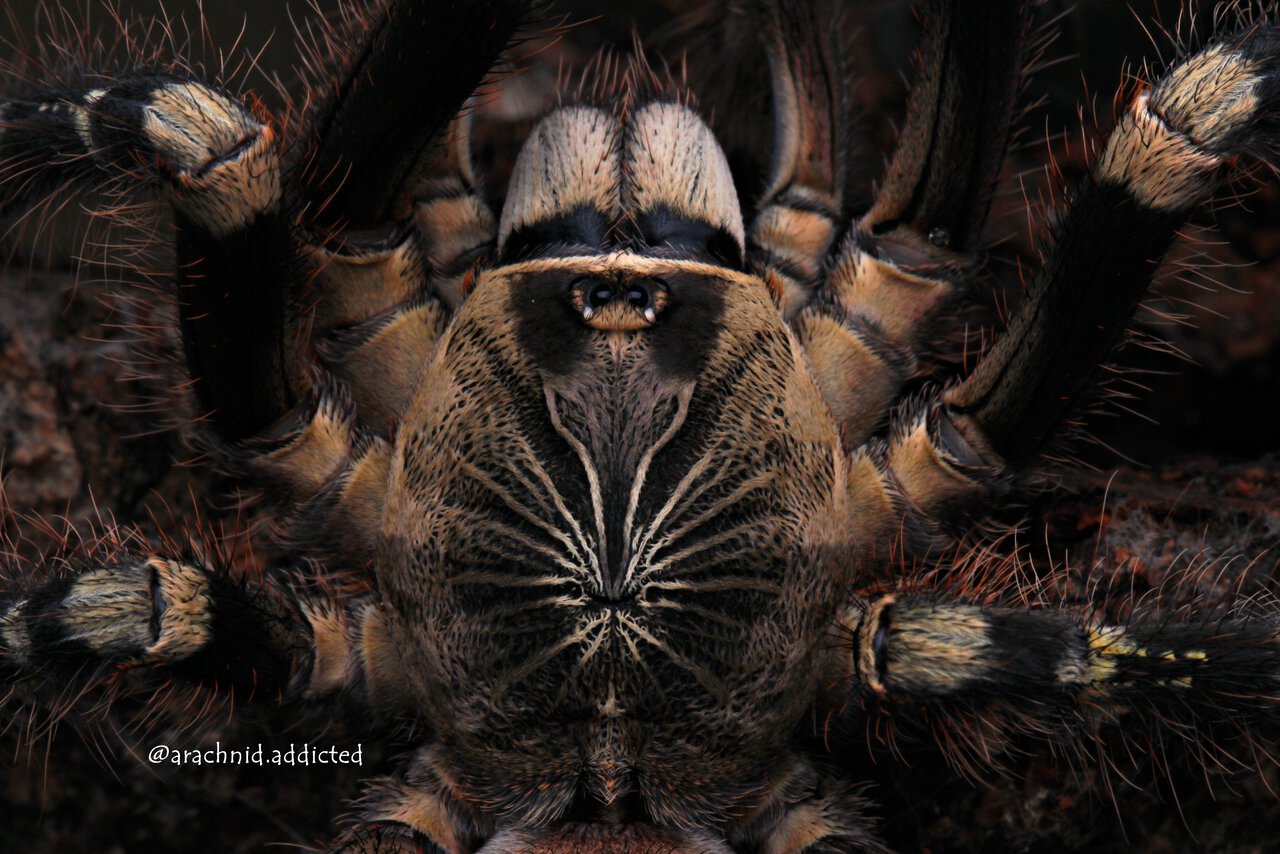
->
<box><xmin>1086</xmin><ymin>627</ymin><xmax>1207</xmax><ymax>689</ymax></box>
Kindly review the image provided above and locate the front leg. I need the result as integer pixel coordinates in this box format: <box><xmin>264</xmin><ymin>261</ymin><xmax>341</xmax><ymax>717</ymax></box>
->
<box><xmin>749</xmin><ymin>0</ymin><xmax>1031</xmax><ymax>448</ymax></box>
<box><xmin>3</xmin><ymin>556</ymin><xmax>299</xmax><ymax>697</ymax></box>
<box><xmin>2</xmin><ymin>555</ymin><xmax>414</xmax><ymax>717</ymax></box>
<box><xmin>0</xmin><ymin>74</ymin><xmax>297</xmax><ymax>441</ymax></box>
<box><xmin>848</xmin><ymin>17</ymin><xmax>1280</xmax><ymax>553</ymax></box>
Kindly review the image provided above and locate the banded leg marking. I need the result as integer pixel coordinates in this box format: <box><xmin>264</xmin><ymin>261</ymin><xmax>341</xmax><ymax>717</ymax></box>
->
<box><xmin>0</xmin><ymin>74</ymin><xmax>299</xmax><ymax>440</ymax></box>
<box><xmin>750</xmin><ymin>0</ymin><xmax>1030</xmax><ymax>450</ymax></box>
<box><xmin>1</xmin><ymin>557</ymin><xmax>298</xmax><ymax>697</ymax></box>
<box><xmin>747</xmin><ymin>0</ymin><xmax>845</xmax><ymax>316</ymax></box>
<box><xmin>844</xmin><ymin>595</ymin><xmax>1280</xmax><ymax>722</ymax></box>
<box><xmin>2</xmin><ymin>556</ymin><xmax>411</xmax><ymax>717</ymax></box>
<box><xmin>944</xmin><ymin>23</ymin><xmax>1280</xmax><ymax>469</ymax></box>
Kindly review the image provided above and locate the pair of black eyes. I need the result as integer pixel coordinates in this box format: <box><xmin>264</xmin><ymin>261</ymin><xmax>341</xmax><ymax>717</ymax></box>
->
<box><xmin>575</xmin><ymin>277</ymin><xmax>668</xmax><ymax>311</ymax></box>
<box><xmin>585</xmin><ymin>281</ymin><xmax>658</xmax><ymax>310</ymax></box>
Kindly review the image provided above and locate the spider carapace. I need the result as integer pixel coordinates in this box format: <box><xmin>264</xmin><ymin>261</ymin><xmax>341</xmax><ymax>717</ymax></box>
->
<box><xmin>3</xmin><ymin>0</ymin><xmax>1280</xmax><ymax>850</ymax></box>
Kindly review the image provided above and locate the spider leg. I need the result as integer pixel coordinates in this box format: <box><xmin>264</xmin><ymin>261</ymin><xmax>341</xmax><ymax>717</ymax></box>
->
<box><xmin>1</xmin><ymin>553</ymin><xmax>415</xmax><ymax>718</ymax></box>
<box><xmin>0</xmin><ymin>3</ymin><xmax>528</xmax><ymax>560</ymax></box>
<box><xmin>747</xmin><ymin>0</ymin><xmax>847</xmax><ymax>307</ymax></box>
<box><xmin>0</xmin><ymin>74</ymin><xmax>298</xmax><ymax>441</ymax></box>
<box><xmin>0</xmin><ymin>74</ymin><xmax>373</xmax><ymax>560</ymax></box>
<box><xmin>817</xmin><ymin>17</ymin><xmax>1280</xmax><ymax>771</ymax></box>
<box><xmin>942</xmin><ymin>21</ymin><xmax>1280</xmax><ymax>469</ymax></box>
<box><xmin>826</xmin><ymin>593</ymin><xmax>1280</xmax><ymax>772</ymax></box>
<box><xmin>290</xmin><ymin>0</ymin><xmax>526</xmax><ymax>233</ymax></box>
<box><xmin>254</xmin><ymin>1</ymin><xmax>527</xmax><ymax>555</ymax></box>
<box><xmin>750</xmin><ymin>0</ymin><xmax>1031</xmax><ymax>447</ymax></box>
<box><xmin>840</xmin><ymin>18</ymin><xmax>1280</xmax><ymax>551</ymax></box>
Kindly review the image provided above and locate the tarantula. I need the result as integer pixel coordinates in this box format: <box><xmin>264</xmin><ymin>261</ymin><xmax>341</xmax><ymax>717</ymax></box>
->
<box><xmin>3</xmin><ymin>0</ymin><xmax>1280</xmax><ymax>850</ymax></box>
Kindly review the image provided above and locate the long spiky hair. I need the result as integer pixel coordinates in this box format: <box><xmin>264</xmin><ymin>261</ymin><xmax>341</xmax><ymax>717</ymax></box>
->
<box><xmin>0</xmin><ymin>478</ymin><xmax>264</xmax><ymax>763</ymax></box>
<box><xmin>0</xmin><ymin>1</ymin><xmax>296</xmax><ymax>449</ymax></box>
<box><xmin>0</xmin><ymin>2</ymin><xmax>293</xmax><ymax>756</ymax></box>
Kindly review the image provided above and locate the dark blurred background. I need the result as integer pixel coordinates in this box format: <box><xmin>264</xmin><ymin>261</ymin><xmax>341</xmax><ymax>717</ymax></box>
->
<box><xmin>2</xmin><ymin>1</ymin><xmax>1278</xmax><ymax>852</ymax></box>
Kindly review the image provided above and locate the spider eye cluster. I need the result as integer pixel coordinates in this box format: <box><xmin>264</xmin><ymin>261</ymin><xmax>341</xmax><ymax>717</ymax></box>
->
<box><xmin>571</xmin><ymin>275</ymin><xmax>670</xmax><ymax>329</ymax></box>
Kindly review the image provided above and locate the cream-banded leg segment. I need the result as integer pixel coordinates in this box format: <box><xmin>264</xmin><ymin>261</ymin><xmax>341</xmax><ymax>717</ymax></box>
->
<box><xmin>243</xmin><ymin>375</ymin><xmax>393</xmax><ymax>561</ymax></box>
<box><xmin>840</xmin><ymin>401</ymin><xmax>998</xmax><ymax>562</ymax></box>
<box><xmin>944</xmin><ymin>22</ymin><xmax>1280</xmax><ymax>469</ymax></box>
<box><xmin>832</xmin><ymin>594</ymin><xmax>1280</xmax><ymax>759</ymax></box>
<box><xmin>743</xmin><ymin>0</ymin><xmax>912</xmax><ymax>451</ymax></box>
<box><xmin>293</xmin><ymin>595</ymin><xmax>416</xmax><ymax>717</ymax></box>
<box><xmin>405</xmin><ymin>108</ymin><xmax>498</xmax><ymax>311</ymax></box>
<box><xmin>1</xmin><ymin>559</ymin><xmax>212</xmax><ymax>666</ymax></box>
<box><xmin>746</xmin><ymin>0</ymin><xmax>845</xmax><ymax>316</ymax></box>
<box><xmin>1</xmin><ymin>557</ymin><xmax>298</xmax><ymax>697</ymax></box>
<box><xmin>1</xmin><ymin>556</ymin><xmax>413</xmax><ymax>716</ymax></box>
<box><xmin>0</xmin><ymin>73</ymin><xmax>299</xmax><ymax>441</ymax></box>
<box><xmin>749</xmin><ymin>0</ymin><xmax>1031</xmax><ymax>450</ymax></box>
<box><xmin>272</xmin><ymin>117</ymin><xmax>476</xmax><ymax>552</ymax></box>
